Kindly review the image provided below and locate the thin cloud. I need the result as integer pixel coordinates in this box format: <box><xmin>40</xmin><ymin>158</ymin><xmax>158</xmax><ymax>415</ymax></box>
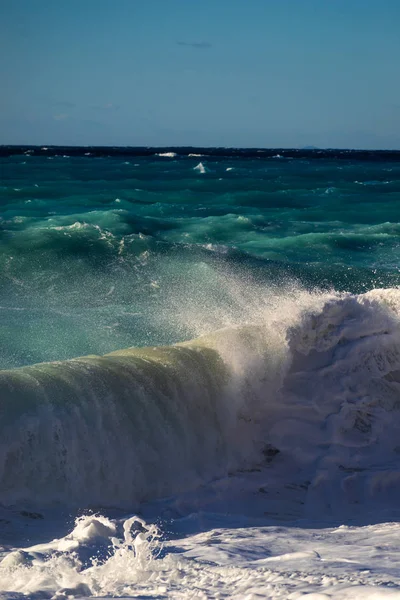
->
<box><xmin>177</xmin><ymin>41</ymin><xmax>212</xmax><ymax>49</ymax></box>
<box><xmin>53</xmin><ymin>113</ymin><xmax>68</xmax><ymax>121</ymax></box>
<box><xmin>90</xmin><ymin>102</ymin><xmax>120</xmax><ymax>111</ymax></box>
<box><xmin>52</xmin><ymin>101</ymin><xmax>76</xmax><ymax>109</ymax></box>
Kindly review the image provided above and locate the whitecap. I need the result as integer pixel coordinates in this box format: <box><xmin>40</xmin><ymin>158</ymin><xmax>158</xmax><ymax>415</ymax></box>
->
<box><xmin>194</xmin><ymin>162</ymin><xmax>206</xmax><ymax>174</ymax></box>
<box><xmin>156</xmin><ymin>152</ymin><xmax>177</xmax><ymax>158</ymax></box>
<box><xmin>355</xmin><ymin>180</ymin><xmax>390</xmax><ymax>186</ymax></box>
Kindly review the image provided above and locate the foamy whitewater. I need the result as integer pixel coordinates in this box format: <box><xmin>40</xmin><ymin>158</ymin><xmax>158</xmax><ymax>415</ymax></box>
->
<box><xmin>1</xmin><ymin>147</ymin><xmax>400</xmax><ymax>599</ymax></box>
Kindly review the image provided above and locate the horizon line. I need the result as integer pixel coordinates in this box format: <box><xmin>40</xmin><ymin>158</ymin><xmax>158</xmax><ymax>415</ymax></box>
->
<box><xmin>1</xmin><ymin>144</ymin><xmax>400</xmax><ymax>152</ymax></box>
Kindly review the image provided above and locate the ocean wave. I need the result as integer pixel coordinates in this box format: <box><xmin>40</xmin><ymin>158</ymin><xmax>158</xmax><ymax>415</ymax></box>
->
<box><xmin>355</xmin><ymin>180</ymin><xmax>390</xmax><ymax>186</ymax></box>
<box><xmin>2</xmin><ymin>146</ymin><xmax>400</xmax><ymax>160</ymax></box>
<box><xmin>2</xmin><ymin>287</ymin><xmax>400</xmax><ymax>513</ymax></box>
<box><xmin>193</xmin><ymin>162</ymin><xmax>206</xmax><ymax>174</ymax></box>
<box><xmin>156</xmin><ymin>152</ymin><xmax>177</xmax><ymax>158</ymax></box>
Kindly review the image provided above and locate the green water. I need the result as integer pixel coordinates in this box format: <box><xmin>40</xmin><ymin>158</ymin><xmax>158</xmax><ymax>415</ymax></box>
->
<box><xmin>1</xmin><ymin>148</ymin><xmax>400</xmax><ymax>367</ymax></box>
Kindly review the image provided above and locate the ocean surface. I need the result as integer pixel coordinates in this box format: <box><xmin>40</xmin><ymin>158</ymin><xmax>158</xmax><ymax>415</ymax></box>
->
<box><xmin>1</xmin><ymin>146</ymin><xmax>400</xmax><ymax>598</ymax></box>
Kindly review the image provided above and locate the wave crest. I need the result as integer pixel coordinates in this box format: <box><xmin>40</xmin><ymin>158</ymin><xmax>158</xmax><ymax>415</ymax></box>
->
<box><xmin>1</xmin><ymin>288</ymin><xmax>400</xmax><ymax>513</ymax></box>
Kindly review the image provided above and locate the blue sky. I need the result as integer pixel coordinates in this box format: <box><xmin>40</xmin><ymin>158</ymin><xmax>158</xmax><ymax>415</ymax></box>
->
<box><xmin>1</xmin><ymin>0</ymin><xmax>400</xmax><ymax>148</ymax></box>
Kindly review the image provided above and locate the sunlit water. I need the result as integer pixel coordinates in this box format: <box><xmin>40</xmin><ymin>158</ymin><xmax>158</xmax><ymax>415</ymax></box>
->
<box><xmin>1</xmin><ymin>147</ymin><xmax>400</xmax><ymax>598</ymax></box>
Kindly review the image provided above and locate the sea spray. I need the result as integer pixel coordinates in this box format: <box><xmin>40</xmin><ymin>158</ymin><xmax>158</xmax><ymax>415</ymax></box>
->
<box><xmin>1</xmin><ymin>289</ymin><xmax>400</xmax><ymax>514</ymax></box>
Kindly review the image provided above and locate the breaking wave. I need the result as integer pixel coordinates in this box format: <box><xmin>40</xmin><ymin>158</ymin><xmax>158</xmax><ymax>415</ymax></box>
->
<box><xmin>2</xmin><ymin>287</ymin><xmax>400</xmax><ymax>513</ymax></box>
<box><xmin>193</xmin><ymin>162</ymin><xmax>206</xmax><ymax>173</ymax></box>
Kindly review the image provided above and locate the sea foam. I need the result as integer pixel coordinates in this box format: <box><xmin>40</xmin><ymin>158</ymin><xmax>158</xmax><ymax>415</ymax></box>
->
<box><xmin>2</xmin><ymin>288</ymin><xmax>400</xmax><ymax>515</ymax></box>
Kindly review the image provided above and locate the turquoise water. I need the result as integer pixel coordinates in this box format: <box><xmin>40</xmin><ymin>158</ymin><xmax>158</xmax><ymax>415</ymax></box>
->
<box><xmin>3</xmin><ymin>149</ymin><xmax>400</xmax><ymax>597</ymax></box>
<box><xmin>1</xmin><ymin>147</ymin><xmax>400</xmax><ymax>368</ymax></box>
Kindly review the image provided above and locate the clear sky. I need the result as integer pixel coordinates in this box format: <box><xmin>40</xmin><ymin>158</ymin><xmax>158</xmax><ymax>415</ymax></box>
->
<box><xmin>1</xmin><ymin>0</ymin><xmax>400</xmax><ymax>148</ymax></box>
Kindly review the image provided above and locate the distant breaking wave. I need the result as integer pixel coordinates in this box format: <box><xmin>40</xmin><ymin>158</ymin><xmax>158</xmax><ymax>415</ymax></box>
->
<box><xmin>194</xmin><ymin>162</ymin><xmax>206</xmax><ymax>173</ymax></box>
<box><xmin>2</xmin><ymin>146</ymin><xmax>400</xmax><ymax>161</ymax></box>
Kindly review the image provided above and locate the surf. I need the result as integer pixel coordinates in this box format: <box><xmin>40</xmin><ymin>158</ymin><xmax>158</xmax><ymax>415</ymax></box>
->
<box><xmin>1</xmin><ymin>288</ymin><xmax>400</xmax><ymax>517</ymax></box>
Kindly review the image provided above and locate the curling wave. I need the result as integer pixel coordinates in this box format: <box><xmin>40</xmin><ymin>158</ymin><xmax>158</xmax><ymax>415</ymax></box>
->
<box><xmin>1</xmin><ymin>288</ymin><xmax>400</xmax><ymax>512</ymax></box>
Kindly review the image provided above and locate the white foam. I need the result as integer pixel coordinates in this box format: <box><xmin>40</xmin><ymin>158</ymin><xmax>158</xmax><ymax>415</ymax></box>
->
<box><xmin>2</xmin><ymin>288</ymin><xmax>400</xmax><ymax>596</ymax></box>
<box><xmin>2</xmin><ymin>287</ymin><xmax>400</xmax><ymax>516</ymax></box>
<box><xmin>0</xmin><ymin>515</ymin><xmax>161</xmax><ymax>597</ymax></box>
<box><xmin>355</xmin><ymin>180</ymin><xmax>390</xmax><ymax>186</ymax></box>
<box><xmin>2</xmin><ymin>512</ymin><xmax>400</xmax><ymax>598</ymax></box>
<box><xmin>156</xmin><ymin>152</ymin><xmax>177</xmax><ymax>158</ymax></box>
<box><xmin>194</xmin><ymin>162</ymin><xmax>206</xmax><ymax>173</ymax></box>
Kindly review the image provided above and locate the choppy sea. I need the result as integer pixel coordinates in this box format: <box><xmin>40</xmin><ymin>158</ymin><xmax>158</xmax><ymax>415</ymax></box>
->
<box><xmin>1</xmin><ymin>146</ymin><xmax>400</xmax><ymax>599</ymax></box>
